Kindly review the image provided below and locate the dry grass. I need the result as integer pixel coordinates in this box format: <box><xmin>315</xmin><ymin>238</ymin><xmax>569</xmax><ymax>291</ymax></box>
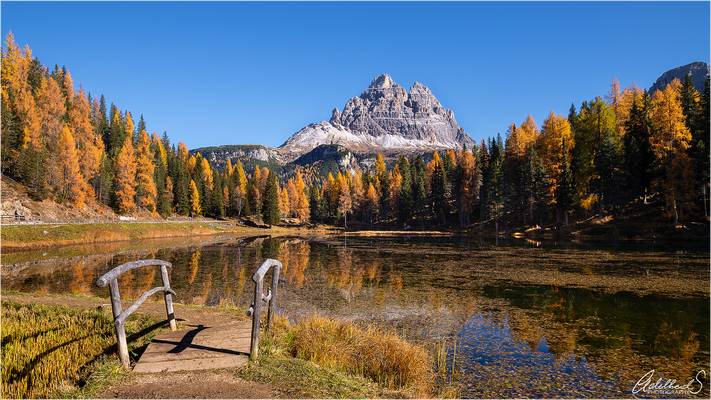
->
<box><xmin>1</xmin><ymin>301</ymin><xmax>161</xmax><ymax>399</ymax></box>
<box><xmin>266</xmin><ymin>315</ymin><xmax>433</xmax><ymax>397</ymax></box>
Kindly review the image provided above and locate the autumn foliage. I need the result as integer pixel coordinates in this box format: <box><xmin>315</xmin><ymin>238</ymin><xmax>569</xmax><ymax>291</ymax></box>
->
<box><xmin>2</xmin><ymin>33</ymin><xmax>709</xmax><ymax>228</ymax></box>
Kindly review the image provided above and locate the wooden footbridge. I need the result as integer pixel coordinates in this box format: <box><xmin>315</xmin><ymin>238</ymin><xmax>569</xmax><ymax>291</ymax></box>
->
<box><xmin>96</xmin><ymin>258</ymin><xmax>281</xmax><ymax>373</ymax></box>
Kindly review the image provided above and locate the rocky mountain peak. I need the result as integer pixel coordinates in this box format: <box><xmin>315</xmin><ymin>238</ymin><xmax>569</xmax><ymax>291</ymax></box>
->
<box><xmin>650</xmin><ymin>61</ymin><xmax>709</xmax><ymax>93</ymax></box>
<box><xmin>368</xmin><ymin>73</ymin><xmax>395</xmax><ymax>89</ymax></box>
<box><xmin>330</xmin><ymin>107</ymin><xmax>341</xmax><ymax>124</ymax></box>
<box><xmin>410</xmin><ymin>81</ymin><xmax>430</xmax><ymax>93</ymax></box>
<box><xmin>279</xmin><ymin>74</ymin><xmax>474</xmax><ymax>158</ymax></box>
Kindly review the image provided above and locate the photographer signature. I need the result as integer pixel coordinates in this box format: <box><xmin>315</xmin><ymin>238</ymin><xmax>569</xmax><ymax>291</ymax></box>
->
<box><xmin>632</xmin><ymin>369</ymin><xmax>706</xmax><ymax>396</ymax></box>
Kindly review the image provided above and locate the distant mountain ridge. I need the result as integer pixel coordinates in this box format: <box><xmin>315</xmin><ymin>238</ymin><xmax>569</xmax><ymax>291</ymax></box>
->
<box><xmin>649</xmin><ymin>61</ymin><xmax>708</xmax><ymax>93</ymax></box>
<box><xmin>193</xmin><ymin>63</ymin><xmax>710</xmax><ymax>175</ymax></box>
<box><xmin>191</xmin><ymin>144</ymin><xmax>283</xmax><ymax>171</ymax></box>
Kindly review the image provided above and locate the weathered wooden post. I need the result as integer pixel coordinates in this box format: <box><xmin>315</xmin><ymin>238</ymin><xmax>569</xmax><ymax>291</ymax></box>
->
<box><xmin>266</xmin><ymin>262</ymin><xmax>281</xmax><ymax>332</ymax></box>
<box><xmin>249</xmin><ymin>273</ymin><xmax>264</xmax><ymax>360</ymax></box>
<box><xmin>248</xmin><ymin>258</ymin><xmax>282</xmax><ymax>360</ymax></box>
<box><xmin>97</xmin><ymin>259</ymin><xmax>176</xmax><ymax>370</ymax></box>
<box><xmin>108</xmin><ymin>278</ymin><xmax>130</xmax><ymax>369</ymax></box>
<box><xmin>160</xmin><ymin>264</ymin><xmax>177</xmax><ymax>331</ymax></box>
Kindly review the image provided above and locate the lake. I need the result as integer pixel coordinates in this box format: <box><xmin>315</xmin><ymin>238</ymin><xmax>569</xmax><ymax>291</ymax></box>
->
<box><xmin>3</xmin><ymin>234</ymin><xmax>709</xmax><ymax>398</ymax></box>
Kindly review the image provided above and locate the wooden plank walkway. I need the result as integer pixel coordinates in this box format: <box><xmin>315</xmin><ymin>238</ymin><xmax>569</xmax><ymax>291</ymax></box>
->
<box><xmin>134</xmin><ymin>322</ymin><xmax>251</xmax><ymax>373</ymax></box>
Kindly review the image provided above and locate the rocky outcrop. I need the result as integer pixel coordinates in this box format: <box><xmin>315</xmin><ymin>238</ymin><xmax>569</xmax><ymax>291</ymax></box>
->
<box><xmin>1</xmin><ymin>199</ymin><xmax>33</xmax><ymax>223</ymax></box>
<box><xmin>649</xmin><ymin>61</ymin><xmax>709</xmax><ymax>93</ymax></box>
<box><xmin>279</xmin><ymin>74</ymin><xmax>474</xmax><ymax>158</ymax></box>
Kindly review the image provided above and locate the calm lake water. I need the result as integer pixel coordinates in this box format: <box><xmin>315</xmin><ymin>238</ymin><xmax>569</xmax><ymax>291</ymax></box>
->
<box><xmin>3</xmin><ymin>234</ymin><xmax>709</xmax><ymax>398</ymax></box>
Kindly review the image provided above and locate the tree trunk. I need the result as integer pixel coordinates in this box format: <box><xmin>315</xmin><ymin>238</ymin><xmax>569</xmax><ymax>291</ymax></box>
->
<box><xmin>673</xmin><ymin>196</ymin><xmax>679</xmax><ymax>226</ymax></box>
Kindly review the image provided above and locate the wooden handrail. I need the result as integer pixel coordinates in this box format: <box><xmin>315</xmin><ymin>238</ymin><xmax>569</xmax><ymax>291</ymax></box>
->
<box><xmin>96</xmin><ymin>259</ymin><xmax>177</xmax><ymax>369</ymax></box>
<box><xmin>115</xmin><ymin>286</ymin><xmax>177</xmax><ymax>325</ymax></box>
<box><xmin>96</xmin><ymin>259</ymin><xmax>172</xmax><ymax>287</ymax></box>
<box><xmin>248</xmin><ymin>258</ymin><xmax>282</xmax><ymax>360</ymax></box>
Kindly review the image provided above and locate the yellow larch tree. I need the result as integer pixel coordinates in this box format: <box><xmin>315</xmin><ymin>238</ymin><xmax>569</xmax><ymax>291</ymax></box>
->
<box><xmin>60</xmin><ymin>70</ymin><xmax>74</xmax><ymax>104</ymax></box>
<box><xmin>337</xmin><ymin>172</ymin><xmax>352</xmax><ymax>227</ymax></box>
<box><xmin>363</xmin><ymin>182</ymin><xmax>379</xmax><ymax>223</ymax></box>
<box><xmin>187</xmin><ymin>154</ymin><xmax>197</xmax><ymax>175</ymax></box>
<box><xmin>648</xmin><ymin>79</ymin><xmax>692</xmax><ymax>158</ymax></box>
<box><xmin>258</xmin><ymin>167</ymin><xmax>270</xmax><ymax>193</ymax></box>
<box><xmin>189</xmin><ymin>179</ymin><xmax>201</xmax><ymax>216</ymax></box>
<box><xmin>606</xmin><ymin>78</ymin><xmax>622</xmax><ymax>121</ymax></box>
<box><xmin>426</xmin><ymin>150</ymin><xmax>443</xmax><ymax>184</ymax></box>
<box><xmin>279</xmin><ymin>184</ymin><xmax>290</xmax><ymax>218</ymax></box>
<box><xmin>224</xmin><ymin>159</ymin><xmax>234</xmax><ymax>178</ymax></box>
<box><xmin>286</xmin><ymin>178</ymin><xmax>298</xmax><ymax>217</ymax></box>
<box><xmin>36</xmin><ymin>76</ymin><xmax>65</xmax><ymax>148</ymax></box>
<box><xmin>456</xmin><ymin>150</ymin><xmax>478</xmax><ymax>226</ymax></box>
<box><xmin>70</xmin><ymin>89</ymin><xmax>104</xmax><ymax>185</ymax></box>
<box><xmin>445</xmin><ymin>149</ymin><xmax>457</xmax><ymax>169</ymax></box>
<box><xmin>178</xmin><ymin>142</ymin><xmax>190</xmax><ymax>162</ymax></box>
<box><xmin>235</xmin><ymin>160</ymin><xmax>248</xmax><ymax>197</ymax></box>
<box><xmin>124</xmin><ymin>111</ymin><xmax>134</xmax><ymax>143</ymax></box>
<box><xmin>615</xmin><ymin>84</ymin><xmax>644</xmax><ymax>135</ymax></box>
<box><xmin>648</xmin><ymin>79</ymin><xmax>695</xmax><ymax>223</ymax></box>
<box><xmin>351</xmin><ymin>169</ymin><xmax>364</xmax><ymax>211</ymax></box>
<box><xmin>538</xmin><ymin>112</ymin><xmax>573</xmax><ymax>197</ymax></box>
<box><xmin>151</xmin><ymin>132</ymin><xmax>168</xmax><ymax>170</ymax></box>
<box><xmin>506</xmin><ymin>115</ymin><xmax>540</xmax><ymax>158</ymax></box>
<box><xmin>114</xmin><ymin>135</ymin><xmax>137</xmax><ymax>214</ymax></box>
<box><xmin>375</xmin><ymin>152</ymin><xmax>387</xmax><ymax>183</ymax></box>
<box><xmin>37</xmin><ymin>76</ymin><xmax>69</xmax><ymax>194</ymax></box>
<box><xmin>251</xmin><ymin>167</ymin><xmax>263</xmax><ymax>213</ymax></box>
<box><xmin>199</xmin><ymin>157</ymin><xmax>214</xmax><ymax>192</ymax></box>
<box><xmin>293</xmin><ymin>170</ymin><xmax>310</xmax><ymax>220</ymax></box>
<box><xmin>326</xmin><ymin>172</ymin><xmax>339</xmax><ymax>207</ymax></box>
<box><xmin>388</xmin><ymin>166</ymin><xmax>403</xmax><ymax>209</ymax></box>
<box><xmin>55</xmin><ymin>124</ymin><xmax>90</xmax><ymax>207</ymax></box>
<box><xmin>135</xmin><ymin>129</ymin><xmax>157</xmax><ymax>212</ymax></box>
<box><xmin>2</xmin><ymin>34</ymin><xmax>41</xmax><ymax>148</ymax></box>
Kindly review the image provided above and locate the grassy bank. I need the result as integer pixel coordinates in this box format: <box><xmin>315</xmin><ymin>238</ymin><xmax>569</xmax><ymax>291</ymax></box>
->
<box><xmin>1</xmin><ymin>221</ymin><xmax>329</xmax><ymax>250</ymax></box>
<box><xmin>1</xmin><ymin>301</ymin><xmax>162</xmax><ymax>398</ymax></box>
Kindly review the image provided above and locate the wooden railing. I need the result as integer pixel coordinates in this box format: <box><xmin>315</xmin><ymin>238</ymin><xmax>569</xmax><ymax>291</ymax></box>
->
<box><xmin>247</xmin><ymin>258</ymin><xmax>282</xmax><ymax>360</ymax></box>
<box><xmin>96</xmin><ymin>259</ymin><xmax>177</xmax><ymax>368</ymax></box>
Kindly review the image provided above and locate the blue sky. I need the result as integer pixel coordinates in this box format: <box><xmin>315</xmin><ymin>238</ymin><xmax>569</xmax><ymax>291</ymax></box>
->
<box><xmin>2</xmin><ymin>2</ymin><xmax>709</xmax><ymax>149</ymax></box>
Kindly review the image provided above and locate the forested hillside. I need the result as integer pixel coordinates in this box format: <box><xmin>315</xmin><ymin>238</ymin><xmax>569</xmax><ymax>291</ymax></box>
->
<box><xmin>2</xmin><ymin>33</ymin><xmax>709</xmax><ymax>235</ymax></box>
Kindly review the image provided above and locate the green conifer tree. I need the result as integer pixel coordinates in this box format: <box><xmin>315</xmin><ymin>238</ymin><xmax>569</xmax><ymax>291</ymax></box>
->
<box><xmin>262</xmin><ymin>171</ymin><xmax>280</xmax><ymax>225</ymax></box>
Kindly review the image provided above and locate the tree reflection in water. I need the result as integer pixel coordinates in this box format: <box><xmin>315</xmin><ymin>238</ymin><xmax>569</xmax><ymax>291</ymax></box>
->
<box><xmin>4</xmin><ymin>235</ymin><xmax>708</xmax><ymax>397</ymax></box>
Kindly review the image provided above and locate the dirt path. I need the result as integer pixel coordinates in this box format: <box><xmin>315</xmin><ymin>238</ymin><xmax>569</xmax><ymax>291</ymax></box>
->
<box><xmin>99</xmin><ymin>370</ymin><xmax>275</xmax><ymax>399</ymax></box>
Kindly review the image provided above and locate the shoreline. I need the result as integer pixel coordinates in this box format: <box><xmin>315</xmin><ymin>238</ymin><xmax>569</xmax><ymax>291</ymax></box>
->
<box><xmin>2</xmin><ymin>218</ymin><xmax>709</xmax><ymax>252</ymax></box>
<box><xmin>0</xmin><ymin>221</ymin><xmax>334</xmax><ymax>251</ymax></box>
